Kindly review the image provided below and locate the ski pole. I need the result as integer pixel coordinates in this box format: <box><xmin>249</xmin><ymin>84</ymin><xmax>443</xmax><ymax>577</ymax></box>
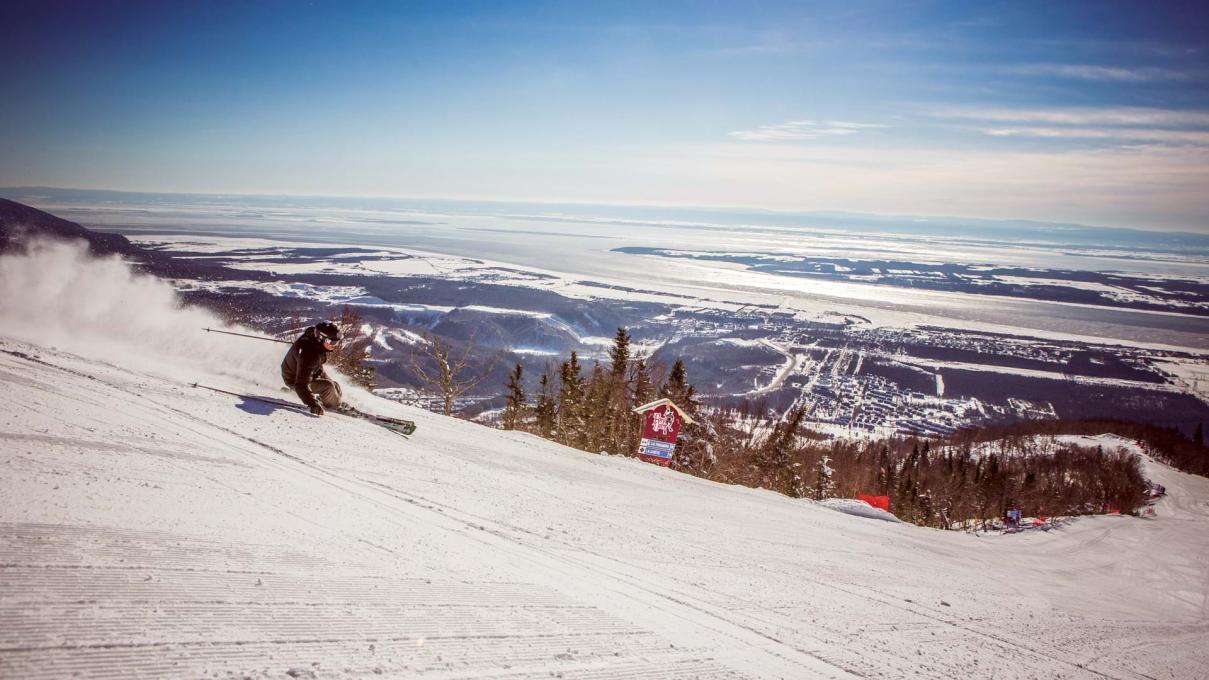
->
<box><xmin>190</xmin><ymin>382</ymin><xmax>305</xmax><ymax>411</ymax></box>
<box><xmin>202</xmin><ymin>327</ymin><xmax>292</xmax><ymax>344</ymax></box>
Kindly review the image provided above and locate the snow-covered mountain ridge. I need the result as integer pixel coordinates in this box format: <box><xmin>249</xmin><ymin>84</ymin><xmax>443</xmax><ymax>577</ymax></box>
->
<box><xmin>3</xmin><ymin>244</ymin><xmax>1209</xmax><ymax>678</ymax></box>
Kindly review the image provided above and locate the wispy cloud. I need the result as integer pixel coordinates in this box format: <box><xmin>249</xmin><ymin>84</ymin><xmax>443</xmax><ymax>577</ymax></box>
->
<box><xmin>710</xmin><ymin>40</ymin><xmax>823</xmax><ymax>57</ymax></box>
<box><xmin>1005</xmin><ymin>63</ymin><xmax>1198</xmax><ymax>82</ymax></box>
<box><xmin>982</xmin><ymin>127</ymin><xmax>1209</xmax><ymax>144</ymax></box>
<box><xmin>933</xmin><ymin>106</ymin><xmax>1209</xmax><ymax>128</ymax></box>
<box><xmin>729</xmin><ymin>120</ymin><xmax>887</xmax><ymax>142</ymax></box>
<box><xmin>931</xmin><ymin>106</ymin><xmax>1209</xmax><ymax>147</ymax></box>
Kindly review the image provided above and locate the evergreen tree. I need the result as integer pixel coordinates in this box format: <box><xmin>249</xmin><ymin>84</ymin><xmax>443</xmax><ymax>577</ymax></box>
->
<box><xmin>534</xmin><ymin>369</ymin><xmax>556</xmax><ymax>438</ymax></box>
<box><xmin>631</xmin><ymin>357</ymin><xmax>654</xmax><ymax>407</ymax></box>
<box><xmin>756</xmin><ymin>407</ymin><xmax>806</xmax><ymax>494</ymax></box>
<box><xmin>661</xmin><ymin>358</ymin><xmax>707</xmax><ymax>471</ymax></box>
<box><xmin>501</xmin><ymin>363</ymin><xmax>526</xmax><ymax>431</ymax></box>
<box><xmin>914</xmin><ymin>441</ymin><xmax>932</xmax><ymax>523</ymax></box>
<box><xmin>625</xmin><ymin>356</ymin><xmax>655</xmax><ymax>456</ymax></box>
<box><xmin>813</xmin><ymin>454</ymin><xmax>836</xmax><ymax>500</ymax></box>
<box><xmin>556</xmin><ymin>352</ymin><xmax>586</xmax><ymax>447</ymax></box>
<box><xmin>979</xmin><ymin>454</ymin><xmax>1003</xmax><ymax>529</ymax></box>
<box><xmin>602</xmin><ymin>328</ymin><xmax>633</xmax><ymax>454</ymax></box>
<box><xmin>896</xmin><ymin>476</ymin><xmax>918</xmax><ymax>523</ymax></box>
<box><xmin>660</xmin><ymin>358</ymin><xmax>691</xmax><ymax>404</ymax></box>
<box><xmin>608</xmin><ymin>327</ymin><xmax>631</xmax><ymax>379</ymax></box>
<box><xmin>583</xmin><ymin>361</ymin><xmax>609</xmax><ymax>451</ymax></box>
<box><xmin>917</xmin><ymin>486</ymin><xmax>935</xmax><ymax>526</ymax></box>
<box><xmin>876</xmin><ymin>446</ymin><xmax>893</xmax><ymax>496</ymax></box>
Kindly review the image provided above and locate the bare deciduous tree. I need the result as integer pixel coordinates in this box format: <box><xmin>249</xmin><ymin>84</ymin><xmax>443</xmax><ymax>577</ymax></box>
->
<box><xmin>332</xmin><ymin>305</ymin><xmax>376</xmax><ymax>389</ymax></box>
<box><xmin>408</xmin><ymin>332</ymin><xmax>499</xmax><ymax>416</ymax></box>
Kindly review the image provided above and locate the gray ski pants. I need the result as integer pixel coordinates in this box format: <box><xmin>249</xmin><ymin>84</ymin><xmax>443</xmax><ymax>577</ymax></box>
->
<box><xmin>310</xmin><ymin>379</ymin><xmax>343</xmax><ymax>408</ymax></box>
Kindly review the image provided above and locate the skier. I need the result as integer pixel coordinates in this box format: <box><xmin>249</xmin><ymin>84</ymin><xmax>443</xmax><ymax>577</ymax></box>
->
<box><xmin>281</xmin><ymin>321</ymin><xmax>344</xmax><ymax>415</ymax></box>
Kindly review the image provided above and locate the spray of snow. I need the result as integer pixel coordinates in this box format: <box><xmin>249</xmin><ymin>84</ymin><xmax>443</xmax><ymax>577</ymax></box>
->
<box><xmin>0</xmin><ymin>240</ymin><xmax>356</xmax><ymax>398</ymax></box>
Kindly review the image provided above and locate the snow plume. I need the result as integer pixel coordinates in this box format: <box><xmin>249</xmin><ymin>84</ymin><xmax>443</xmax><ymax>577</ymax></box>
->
<box><xmin>0</xmin><ymin>239</ymin><xmax>292</xmax><ymax>390</ymax></box>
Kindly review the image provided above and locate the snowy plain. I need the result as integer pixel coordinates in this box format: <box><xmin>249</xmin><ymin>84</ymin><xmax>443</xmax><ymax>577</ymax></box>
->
<box><xmin>133</xmin><ymin>232</ymin><xmax>1209</xmax><ymax>358</ymax></box>
<box><xmin>2</xmin><ymin>243</ymin><xmax>1209</xmax><ymax>679</ymax></box>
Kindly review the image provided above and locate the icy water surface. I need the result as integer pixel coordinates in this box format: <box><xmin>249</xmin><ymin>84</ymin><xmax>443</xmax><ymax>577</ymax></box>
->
<box><xmin>19</xmin><ymin>192</ymin><xmax>1209</xmax><ymax>349</ymax></box>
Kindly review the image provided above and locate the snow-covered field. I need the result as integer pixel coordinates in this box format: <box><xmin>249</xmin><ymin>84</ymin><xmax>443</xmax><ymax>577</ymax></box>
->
<box><xmin>123</xmin><ymin>227</ymin><xmax>1209</xmax><ymax>353</ymax></box>
<box><xmin>3</xmin><ymin>243</ymin><xmax>1209</xmax><ymax>678</ymax></box>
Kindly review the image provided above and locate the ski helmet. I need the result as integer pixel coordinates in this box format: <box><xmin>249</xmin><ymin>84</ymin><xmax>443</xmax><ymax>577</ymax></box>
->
<box><xmin>315</xmin><ymin>321</ymin><xmax>342</xmax><ymax>343</ymax></box>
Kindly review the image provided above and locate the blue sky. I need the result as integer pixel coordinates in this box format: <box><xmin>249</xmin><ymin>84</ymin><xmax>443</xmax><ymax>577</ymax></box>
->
<box><xmin>2</xmin><ymin>1</ymin><xmax>1207</xmax><ymax>231</ymax></box>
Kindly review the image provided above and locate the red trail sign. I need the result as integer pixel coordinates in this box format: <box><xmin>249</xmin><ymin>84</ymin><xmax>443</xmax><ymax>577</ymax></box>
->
<box><xmin>633</xmin><ymin>399</ymin><xmax>692</xmax><ymax>467</ymax></box>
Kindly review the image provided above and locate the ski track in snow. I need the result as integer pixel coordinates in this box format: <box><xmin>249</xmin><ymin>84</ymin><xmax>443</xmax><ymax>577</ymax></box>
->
<box><xmin>3</xmin><ymin>339</ymin><xmax>1209</xmax><ymax>679</ymax></box>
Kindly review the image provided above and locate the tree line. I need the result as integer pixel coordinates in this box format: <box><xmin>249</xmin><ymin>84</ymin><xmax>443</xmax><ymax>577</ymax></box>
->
<box><xmin>317</xmin><ymin>315</ymin><xmax>1203</xmax><ymax>528</ymax></box>
<box><xmin>666</xmin><ymin>403</ymin><xmax>1153</xmax><ymax>529</ymax></box>
<box><xmin>500</xmin><ymin>328</ymin><xmax>701</xmax><ymax>456</ymax></box>
<box><xmin>495</xmin><ymin>327</ymin><xmax>1208</xmax><ymax>529</ymax></box>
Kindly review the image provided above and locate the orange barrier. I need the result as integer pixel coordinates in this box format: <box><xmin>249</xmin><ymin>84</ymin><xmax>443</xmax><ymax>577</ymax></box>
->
<box><xmin>858</xmin><ymin>495</ymin><xmax>890</xmax><ymax>511</ymax></box>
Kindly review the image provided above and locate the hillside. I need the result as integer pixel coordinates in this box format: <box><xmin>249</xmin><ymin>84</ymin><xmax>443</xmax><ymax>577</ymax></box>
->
<box><xmin>0</xmin><ymin>198</ymin><xmax>247</xmax><ymax>282</ymax></box>
<box><xmin>0</xmin><ymin>197</ymin><xmax>139</xmax><ymax>256</ymax></box>
<box><xmin>2</xmin><ymin>242</ymin><xmax>1209</xmax><ymax>678</ymax></box>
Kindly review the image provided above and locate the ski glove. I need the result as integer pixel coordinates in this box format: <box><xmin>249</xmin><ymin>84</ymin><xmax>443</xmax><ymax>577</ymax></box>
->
<box><xmin>310</xmin><ymin>403</ymin><xmax>325</xmax><ymax>416</ymax></box>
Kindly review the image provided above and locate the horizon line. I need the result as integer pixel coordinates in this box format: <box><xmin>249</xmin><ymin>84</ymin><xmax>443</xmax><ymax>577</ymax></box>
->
<box><xmin>3</xmin><ymin>184</ymin><xmax>1207</xmax><ymax>239</ymax></box>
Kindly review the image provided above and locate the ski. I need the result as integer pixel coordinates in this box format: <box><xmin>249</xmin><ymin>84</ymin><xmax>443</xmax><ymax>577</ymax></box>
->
<box><xmin>334</xmin><ymin>404</ymin><xmax>418</xmax><ymax>436</ymax></box>
<box><xmin>191</xmin><ymin>383</ymin><xmax>417</xmax><ymax>436</ymax></box>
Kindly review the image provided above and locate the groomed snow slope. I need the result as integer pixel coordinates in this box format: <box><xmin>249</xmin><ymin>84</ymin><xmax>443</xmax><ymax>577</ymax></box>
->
<box><xmin>3</xmin><ymin>245</ymin><xmax>1209</xmax><ymax>679</ymax></box>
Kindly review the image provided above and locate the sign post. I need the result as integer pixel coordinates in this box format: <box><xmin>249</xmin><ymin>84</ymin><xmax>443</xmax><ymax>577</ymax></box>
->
<box><xmin>632</xmin><ymin>398</ymin><xmax>694</xmax><ymax>467</ymax></box>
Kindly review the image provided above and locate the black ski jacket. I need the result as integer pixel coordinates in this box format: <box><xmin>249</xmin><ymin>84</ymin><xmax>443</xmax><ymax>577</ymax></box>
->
<box><xmin>281</xmin><ymin>327</ymin><xmax>331</xmax><ymax>409</ymax></box>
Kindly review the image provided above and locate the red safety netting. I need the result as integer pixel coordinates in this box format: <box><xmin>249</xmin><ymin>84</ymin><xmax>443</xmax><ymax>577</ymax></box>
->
<box><xmin>858</xmin><ymin>495</ymin><xmax>890</xmax><ymax>511</ymax></box>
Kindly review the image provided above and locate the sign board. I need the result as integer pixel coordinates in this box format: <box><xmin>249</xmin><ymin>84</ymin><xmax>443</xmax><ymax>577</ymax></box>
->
<box><xmin>638</xmin><ymin>439</ymin><xmax>676</xmax><ymax>460</ymax></box>
<box><xmin>636</xmin><ymin>402</ymin><xmax>683</xmax><ymax>467</ymax></box>
<box><xmin>1006</xmin><ymin>508</ymin><xmax>1022</xmax><ymax>528</ymax></box>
